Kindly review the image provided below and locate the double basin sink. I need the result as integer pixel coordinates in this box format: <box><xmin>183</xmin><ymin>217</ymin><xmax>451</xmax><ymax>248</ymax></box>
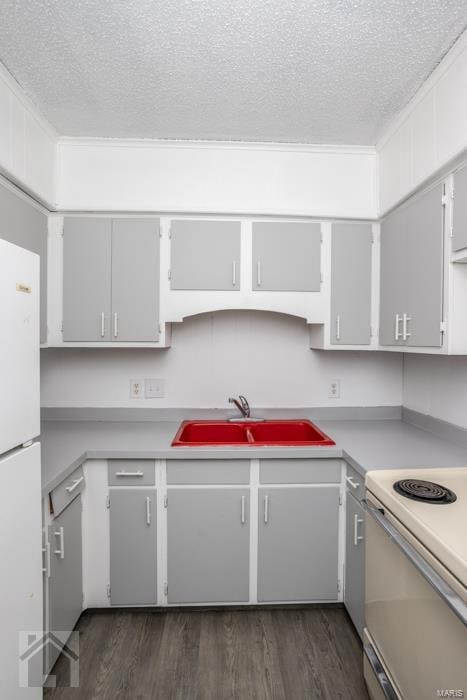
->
<box><xmin>172</xmin><ymin>419</ymin><xmax>335</xmax><ymax>447</ymax></box>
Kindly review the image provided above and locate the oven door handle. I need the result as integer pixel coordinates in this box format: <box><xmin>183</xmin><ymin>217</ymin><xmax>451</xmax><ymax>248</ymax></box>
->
<box><xmin>362</xmin><ymin>498</ymin><xmax>467</xmax><ymax>627</ymax></box>
<box><xmin>363</xmin><ymin>642</ymin><xmax>399</xmax><ymax>700</ymax></box>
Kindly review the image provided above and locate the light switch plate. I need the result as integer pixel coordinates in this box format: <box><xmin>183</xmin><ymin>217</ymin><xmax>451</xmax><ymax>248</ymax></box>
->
<box><xmin>130</xmin><ymin>379</ymin><xmax>144</xmax><ymax>399</ymax></box>
<box><xmin>328</xmin><ymin>380</ymin><xmax>340</xmax><ymax>399</ymax></box>
<box><xmin>145</xmin><ymin>378</ymin><xmax>165</xmax><ymax>399</ymax></box>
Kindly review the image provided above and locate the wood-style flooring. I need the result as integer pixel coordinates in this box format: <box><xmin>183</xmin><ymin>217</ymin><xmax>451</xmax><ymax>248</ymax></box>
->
<box><xmin>44</xmin><ymin>606</ymin><xmax>369</xmax><ymax>700</ymax></box>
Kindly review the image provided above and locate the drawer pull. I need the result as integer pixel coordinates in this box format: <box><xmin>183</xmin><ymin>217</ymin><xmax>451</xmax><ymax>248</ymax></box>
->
<box><xmin>345</xmin><ymin>475</ymin><xmax>360</xmax><ymax>490</ymax></box>
<box><xmin>395</xmin><ymin>313</ymin><xmax>402</xmax><ymax>341</ymax></box>
<box><xmin>65</xmin><ymin>476</ymin><xmax>84</xmax><ymax>494</ymax></box>
<box><xmin>115</xmin><ymin>471</ymin><xmax>144</xmax><ymax>477</ymax></box>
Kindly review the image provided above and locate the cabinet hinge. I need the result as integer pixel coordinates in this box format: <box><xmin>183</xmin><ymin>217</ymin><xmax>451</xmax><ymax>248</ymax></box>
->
<box><xmin>440</xmin><ymin>321</ymin><xmax>447</xmax><ymax>334</ymax></box>
<box><xmin>337</xmin><ymin>581</ymin><xmax>341</xmax><ymax>593</ymax></box>
<box><xmin>106</xmin><ymin>495</ymin><xmax>110</xmax><ymax>509</ymax></box>
<box><xmin>339</xmin><ymin>494</ymin><xmax>343</xmax><ymax>506</ymax></box>
<box><xmin>164</xmin><ymin>495</ymin><xmax>168</xmax><ymax>508</ymax></box>
<box><xmin>168</xmin><ymin>269</ymin><xmax>171</xmax><ymax>281</ymax></box>
<box><xmin>164</xmin><ymin>583</ymin><xmax>168</xmax><ymax>596</ymax></box>
<box><xmin>107</xmin><ymin>584</ymin><xmax>111</xmax><ymax>598</ymax></box>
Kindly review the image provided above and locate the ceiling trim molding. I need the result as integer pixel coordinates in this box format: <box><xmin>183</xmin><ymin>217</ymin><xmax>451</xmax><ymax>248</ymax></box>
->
<box><xmin>57</xmin><ymin>136</ymin><xmax>376</xmax><ymax>156</ymax></box>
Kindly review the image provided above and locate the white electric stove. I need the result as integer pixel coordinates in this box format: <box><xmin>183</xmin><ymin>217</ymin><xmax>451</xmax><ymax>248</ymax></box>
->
<box><xmin>363</xmin><ymin>467</ymin><xmax>467</xmax><ymax>700</ymax></box>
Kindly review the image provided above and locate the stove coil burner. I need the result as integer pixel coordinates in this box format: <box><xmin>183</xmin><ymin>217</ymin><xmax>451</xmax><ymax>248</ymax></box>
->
<box><xmin>393</xmin><ymin>479</ymin><xmax>457</xmax><ymax>504</ymax></box>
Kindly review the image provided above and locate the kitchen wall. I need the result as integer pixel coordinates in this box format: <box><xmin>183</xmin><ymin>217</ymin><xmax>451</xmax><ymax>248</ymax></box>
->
<box><xmin>403</xmin><ymin>354</ymin><xmax>467</xmax><ymax>429</ymax></box>
<box><xmin>40</xmin><ymin>310</ymin><xmax>402</xmax><ymax>408</ymax></box>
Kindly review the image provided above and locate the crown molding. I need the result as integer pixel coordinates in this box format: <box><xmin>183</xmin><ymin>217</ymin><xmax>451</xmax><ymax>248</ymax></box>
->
<box><xmin>57</xmin><ymin>136</ymin><xmax>376</xmax><ymax>156</ymax></box>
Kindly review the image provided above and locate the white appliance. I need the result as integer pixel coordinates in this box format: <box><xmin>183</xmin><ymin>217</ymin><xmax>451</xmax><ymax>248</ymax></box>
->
<box><xmin>0</xmin><ymin>239</ymin><xmax>42</xmax><ymax>699</ymax></box>
<box><xmin>363</xmin><ymin>467</ymin><xmax>467</xmax><ymax>700</ymax></box>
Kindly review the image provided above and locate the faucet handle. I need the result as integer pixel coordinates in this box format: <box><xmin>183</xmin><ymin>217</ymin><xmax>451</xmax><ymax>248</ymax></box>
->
<box><xmin>238</xmin><ymin>395</ymin><xmax>250</xmax><ymax>418</ymax></box>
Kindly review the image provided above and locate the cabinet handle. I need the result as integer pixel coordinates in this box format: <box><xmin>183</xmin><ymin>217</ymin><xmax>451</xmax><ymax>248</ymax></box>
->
<box><xmin>232</xmin><ymin>261</ymin><xmax>237</xmax><ymax>287</ymax></box>
<box><xmin>113</xmin><ymin>312</ymin><xmax>118</xmax><ymax>338</ymax></box>
<box><xmin>345</xmin><ymin>475</ymin><xmax>360</xmax><ymax>490</ymax></box>
<box><xmin>353</xmin><ymin>514</ymin><xmax>364</xmax><ymax>546</ymax></box>
<box><xmin>394</xmin><ymin>313</ymin><xmax>402</xmax><ymax>341</ymax></box>
<box><xmin>65</xmin><ymin>476</ymin><xmax>84</xmax><ymax>494</ymax></box>
<box><xmin>101</xmin><ymin>312</ymin><xmax>105</xmax><ymax>338</ymax></box>
<box><xmin>146</xmin><ymin>497</ymin><xmax>151</xmax><ymax>526</ymax></box>
<box><xmin>336</xmin><ymin>314</ymin><xmax>341</xmax><ymax>341</ymax></box>
<box><xmin>115</xmin><ymin>471</ymin><xmax>144</xmax><ymax>477</ymax></box>
<box><xmin>256</xmin><ymin>261</ymin><xmax>261</xmax><ymax>287</ymax></box>
<box><xmin>402</xmin><ymin>313</ymin><xmax>411</xmax><ymax>341</ymax></box>
<box><xmin>241</xmin><ymin>495</ymin><xmax>246</xmax><ymax>524</ymax></box>
<box><xmin>264</xmin><ymin>495</ymin><xmax>269</xmax><ymax>524</ymax></box>
<box><xmin>42</xmin><ymin>542</ymin><xmax>51</xmax><ymax>577</ymax></box>
<box><xmin>54</xmin><ymin>527</ymin><xmax>64</xmax><ymax>559</ymax></box>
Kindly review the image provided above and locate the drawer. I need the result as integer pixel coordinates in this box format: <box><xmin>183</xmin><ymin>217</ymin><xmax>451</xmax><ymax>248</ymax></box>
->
<box><xmin>260</xmin><ymin>459</ymin><xmax>341</xmax><ymax>484</ymax></box>
<box><xmin>50</xmin><ymin>465</ymin><xmax>85</xmax><ymax>517</ymax></box>
<box><xmin>167</xmin><ymin>460</ymin><xmax>250</xmax><ymax>484</ymax></box>
<box><xmin>345</xmin><ymin>462</ymin><xmax>365</xmax><ymax>501</ymax></box>
<box><xmin>108</xmin><ymin>460</ymin><xmax>155</xmax><ymax>486</ymax></box>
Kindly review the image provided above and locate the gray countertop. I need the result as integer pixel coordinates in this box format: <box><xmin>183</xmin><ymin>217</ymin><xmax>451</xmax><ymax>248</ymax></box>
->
<box><xmin>40</xmin><ymin>410</ymin><xmax>467</xmax><ymax>495</ymax></box>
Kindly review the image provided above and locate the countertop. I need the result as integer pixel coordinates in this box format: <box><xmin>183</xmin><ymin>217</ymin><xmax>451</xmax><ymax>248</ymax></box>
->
<box><xmin>40</xmin><ymin>410</ymin><xmax>467</xmax><ymax>495</ymax></box>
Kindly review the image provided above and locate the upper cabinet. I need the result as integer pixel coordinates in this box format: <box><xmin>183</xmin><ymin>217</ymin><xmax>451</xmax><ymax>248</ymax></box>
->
<box><xmin>379</xmin><ymin>184</ymin><xmax>444</xmax><ymax>349</ymax></box>
<box><xmin>169</xmin><ymin>219</ymin><xmax>240</xmax><ymax>291</ymax></box>
<box><xmin>62</xmin><ymin>217</ymin><xmax>160</xmax><ymax>343</ymax></box>
<box><xmin>330</xmin><ymin>223</ymin><xmax>372</xmax><ymax>346</ymax></box>
<box><xmin>252</xmin><ymin>221</ymin><xmax>321</xmax><ymax>292</ymax></box>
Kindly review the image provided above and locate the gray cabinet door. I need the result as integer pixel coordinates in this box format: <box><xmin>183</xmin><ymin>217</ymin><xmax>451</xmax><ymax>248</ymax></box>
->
<box><xmin>252</xmin><ymin>221</ymin><xmax>321</xmax><ymax>291</ymax></box>
<box><xmin>344</xmin><ymin>494</ymin><xmax>365</xmax><ymax>638</ymax></box>
<box><xmin>257</xmin><ymin>486</ymin><xmax>339</xmax><ymax>602</ymax></box>
<box><xmin>330</xmin><ymin>223</ymin><xmax>372</xmax><ymax>345</ymax></box>
<box><xmin>63</xmin><ymin>217</ymin><xmax>112</xmax><ymax>341</ymax></box>
<box><xmin>48</xmin><ymin>495</ymin><xmax>83</xmax><ymax>669</ymax></box>
<box><xmin>167</xmin><ymin>488</ymin><xmax>249</xmax><ymax>603</ymax></box>
<box><xmin>111</xmin><ymin>218</ymin><xmax>160</xmax><ymax>341</ymax></box>
<box><xmin>379</xmin><ymin>206</ymin><xmax>407</xmax><ymax>346</ymax></box>
<box><xmin>109</xmin><ymin>488</ymin><xmax>157</xmax><ymax>605</ymax></box>
<box><xmin>170</xmin><ymin>220</ymin><xmax>240</xmax><ymax>290</ymax></box>
<box><xmin>405</xmin><ymin>185</ymin><xmax>444</xmax><ymax>347</ymax></box>
<box><xmin>452</xmin><ymin>165</ymin><xmax>467</xmax><ymax>252</ymax></box>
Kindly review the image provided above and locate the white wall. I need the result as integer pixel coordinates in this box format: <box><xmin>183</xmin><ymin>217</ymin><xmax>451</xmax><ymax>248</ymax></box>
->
<box><xmin>378</xmin><ymin>29</ymin><xmax>467</xmax><ymax>215</ymax></box>
<box><xmin>56</xmin><ymin>139</ymin><xmax>377</xmax><ymax>219</ymax></box>
<box><xmin>0</xmin><ymin>63</ymin><xmax>57</xmax><ymax>206</ymax></box>
<box><xmin>40</xmin><ymin>310</ymin><xmax>402</xmax><ymax>408</ymax></box>
<box><xmin>403</xmin><ymin>354</ymin><xmax>467</xmax><ymax>429</ymax></box>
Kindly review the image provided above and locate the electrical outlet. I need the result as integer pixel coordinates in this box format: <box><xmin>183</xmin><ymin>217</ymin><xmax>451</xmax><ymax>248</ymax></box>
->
<box><xmin>329</xmin><ymin>380</ymin><xmax>340</xmax><ymax>399</ymax></box>
<box><xmin>130</xmin><ymin>379</ymin><xmax>144</xmax><ymax>399</ymax></box>
<box><xmin>145</xmin><ymin>378</ymin><xmax>165</xmax><ymax>399</ymax></box>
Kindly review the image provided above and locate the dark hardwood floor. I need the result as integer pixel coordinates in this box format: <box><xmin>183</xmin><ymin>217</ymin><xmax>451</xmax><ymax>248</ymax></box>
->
<box><xmin>44</xmin><ymin>606</ymin><xmax>369</xmax><ymax>700</ymax></box>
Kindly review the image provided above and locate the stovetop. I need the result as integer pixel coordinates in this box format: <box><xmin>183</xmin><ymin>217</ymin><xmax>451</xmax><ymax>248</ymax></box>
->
<box><xmin>366</xmin><ymin>467</ymin><xmax>467</xmax><ymax>588</ymax></box>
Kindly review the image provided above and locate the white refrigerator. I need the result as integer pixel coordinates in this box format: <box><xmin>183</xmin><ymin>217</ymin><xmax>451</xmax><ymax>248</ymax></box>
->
<box><xmin>0</xmin><ymin>238</ymin><xmax>42</xmax><ymax>698</ymax></box>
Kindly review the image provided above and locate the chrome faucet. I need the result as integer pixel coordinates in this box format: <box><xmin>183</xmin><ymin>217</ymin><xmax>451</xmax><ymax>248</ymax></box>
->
<box><xmin>228</xmin><ymin>395</ymin><xmax>250</xmax><ymax>419</ymax></box>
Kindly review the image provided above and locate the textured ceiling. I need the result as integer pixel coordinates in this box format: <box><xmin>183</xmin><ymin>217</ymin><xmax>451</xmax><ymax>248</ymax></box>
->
<box><xmin>0</xmin><ymin>1</ymin><xmax>466</xmax><ymax>144</ymax></box>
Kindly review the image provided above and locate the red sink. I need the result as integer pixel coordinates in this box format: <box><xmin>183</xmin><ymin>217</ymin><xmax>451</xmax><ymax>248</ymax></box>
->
<box><xmin>171</xmin><ymin>420</ymin><xmax>335</xmax><ymax>447</ymax></box>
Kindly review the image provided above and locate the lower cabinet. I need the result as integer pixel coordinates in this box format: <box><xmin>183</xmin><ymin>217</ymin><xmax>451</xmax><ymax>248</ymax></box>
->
<box><xmin>344</xmin><ymin>492</ymin><xmax>365</xmax><ymax>638</ymax></box>
<box><xmin>48</xmin><ymin>495</ymin><xmax>83</xmax><ymax>670</ymax></box>
<box><xmin>257</xmin><ymin>486</ymin><xmax>340</xmax><ymax>602</ymax></box>
<box><xmin>109</xmin><ymin>488</ymin><xmax>157</xmax><ymax>605</ymax></box>
<box><xmin>167</xmin><ymin>488</ymin><xmax>250</xmax><ymax>604</ymax></box>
